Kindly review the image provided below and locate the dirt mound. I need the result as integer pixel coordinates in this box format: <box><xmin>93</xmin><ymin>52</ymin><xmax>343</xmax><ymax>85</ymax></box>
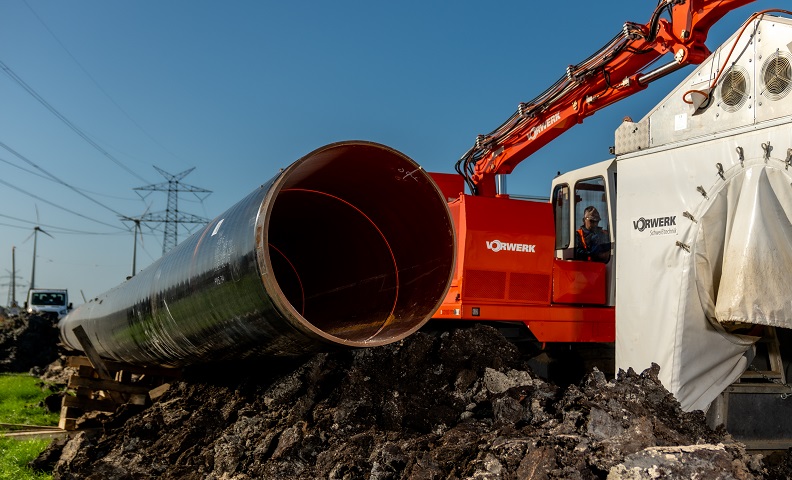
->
<box><xmin>0</xmin><ymin>313</ymin><xmax>61</xmax><ymax>373</ymax></box>
<box><xmin>41</xmin><ymin>324</ymin><xmax>766</xmax><ymax>479</ymax></box>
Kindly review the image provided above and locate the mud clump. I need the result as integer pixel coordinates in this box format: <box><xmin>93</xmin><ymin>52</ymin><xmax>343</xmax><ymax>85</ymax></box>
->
<box><xmin>45</xmin><ymin>325</ymin><xmax>764</xmax><ymax>479</ymax></box>
<box><xmin>0</xmin><ymin>313</ymin><xmax>61</xmax><ymax>373</ymax></box>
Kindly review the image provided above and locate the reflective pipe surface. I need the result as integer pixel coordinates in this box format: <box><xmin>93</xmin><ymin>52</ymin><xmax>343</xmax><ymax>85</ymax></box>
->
<box><xmin>60</xmin><ymin>141</ymin><xmax>456</xmax><ymax>366</ymax></box>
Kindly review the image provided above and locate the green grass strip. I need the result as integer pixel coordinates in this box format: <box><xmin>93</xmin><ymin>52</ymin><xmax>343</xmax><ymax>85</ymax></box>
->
<box><xmin>0</xmin><ymin>437</ymin><xmax>52</xmax><ymax>480</ymax></box>
<box><xmin>0</xmin><ymin>374</ymin><xmax>60</xmax><ymax>478</ymax></box>
<box><xmin>0</xmin><ymin>374</ymin><xmax>58</xmax><ymax>427</ymax></box>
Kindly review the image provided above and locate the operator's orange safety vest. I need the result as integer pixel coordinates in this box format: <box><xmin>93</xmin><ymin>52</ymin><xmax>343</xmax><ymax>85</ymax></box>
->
<box><xmin>577</xmin><ymin>228</ymin><xmax>590</xmax><ymax>261</ymax></box>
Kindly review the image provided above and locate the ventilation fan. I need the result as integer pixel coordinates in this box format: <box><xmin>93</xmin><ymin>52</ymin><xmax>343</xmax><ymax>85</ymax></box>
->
<box><xmin>719</xmin><ymin>65</ymin><xmax>750</xmax><ymax>113</ymax></box>
<box><xmin>761</xmin><ymin>51</ymin><xmax>792</xmax><ymax>101</ymax></box>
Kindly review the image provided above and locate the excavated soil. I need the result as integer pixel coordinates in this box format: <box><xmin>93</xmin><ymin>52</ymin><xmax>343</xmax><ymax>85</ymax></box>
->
<box><xmin>0</xmin><ymin>312</ymin><xmax>61</xmax><ymax>373</ymax></box>
<box><xmin>27</xmin><ymin>323</ymin><xmax>788</xmax><ymax>479</ymax></box>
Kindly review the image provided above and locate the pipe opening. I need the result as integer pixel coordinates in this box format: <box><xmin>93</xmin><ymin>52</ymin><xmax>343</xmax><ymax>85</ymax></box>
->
<box><xmin>265</xmin><ymin>142</ymin><xmax>455</xmax><ymax>346</ymax></box>
<box><xmin>269</xmin><ymin>189</ymin><xmax>399</xmax><ymax>339</ymax></box>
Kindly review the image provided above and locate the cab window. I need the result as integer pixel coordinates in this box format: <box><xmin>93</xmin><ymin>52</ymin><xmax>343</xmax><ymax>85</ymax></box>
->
<box><xmin>552</xmin><ymin>183</ymin><xmax>570</xmax><ymax>249</ymax></box>
<box><xmin>574</xmin><ymin>177</ymin><xmax>611</xmax><ymax>263</ymax></box>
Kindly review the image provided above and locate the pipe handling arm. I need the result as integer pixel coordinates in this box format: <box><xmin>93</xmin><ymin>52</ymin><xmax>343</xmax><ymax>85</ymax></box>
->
<box><xmin>458</xmin><ymin>0</ymin><xmax>755</xmax><ymax>197</ymax></box>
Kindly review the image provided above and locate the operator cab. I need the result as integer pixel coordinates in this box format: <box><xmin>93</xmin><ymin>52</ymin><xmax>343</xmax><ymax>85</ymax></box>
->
<box><xmin>551</xmin><ymin>159</ymin><xmax>617</xmax><ymax>306</ymax></box>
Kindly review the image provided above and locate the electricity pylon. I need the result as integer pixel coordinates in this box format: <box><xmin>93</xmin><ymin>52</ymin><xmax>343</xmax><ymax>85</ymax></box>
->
<box><xmin>134</xmin><ymin>166</ymin><xmax>211</xmax><ymax>255</ymax></box>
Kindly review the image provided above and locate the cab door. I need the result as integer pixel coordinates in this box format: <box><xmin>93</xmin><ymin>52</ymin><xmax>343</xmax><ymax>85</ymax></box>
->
<box><xmin>550</xmin><ymin>160</ymin><xmax>616</xmax><ymax>306</ymax></box>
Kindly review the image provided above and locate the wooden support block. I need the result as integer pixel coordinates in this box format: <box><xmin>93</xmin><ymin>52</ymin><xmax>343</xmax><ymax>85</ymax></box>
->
<box><xmin>60</xmin><ymin>352</ymin><xmax>181</xmax><ymax>430</ymax></box>
<box><xmin>66</xmin><ymin>356</ymin><xmax>93</xmax><ymax>368</ymax></box>
<box><xmin>58</xmin><ymin>405</ymin><xmax>83</xmax><ymax>431</ymax></box>
<box><xmin>71</xmin><ymin>326</ymin><xmax>126</xmax><ymax>404</ymax></box>
<box><xmin>116</xmin><ymin>370</ymin><xmax>133</xmax><ymax>384</ymax></box>
<box><xmin>72</xmin><ymin>327</ymin><xmax>114</xmax><ymax>379</ymax></box>
<box><xmin>58</xmin><ymin>417</ymin><xmax>77</xmax><ymax>431</ymax></box>
<box><xmin>148</xmin><ymin>383</ymin><xmax>171</xmax><ymax>401</ymax></box>
<box><xmin>66</xmin><ymin>356</ymin><xmax>181</xmax><ymax>378</ymax></box>
<box><xmin>65</xmin><ymin>356</ymin><xmax>83</xmax><ymax>368</ymax></box>
<box><xmin>59</xmin><ymin>403</ymin><xmax>81</xmax><ymax>414</ymax></box>
<box><xmin>59</xmin><ymin>405</ymin><xmax>83</xmax><ymax>418</ymax></box>
<box><xmin>73</xmin><ymin>386</ymin><xmax>93</xmax><ymax>399</ymax></box>
<box><xmin>68</xmin><ymin>376</ymin><xmax>151</xmax><ymax>395</ymax></box>
<box><xmin>62</xmin><ymin>395</ymin><xmax>118</xmax><ymax>413</ymax></box>
<box><xmin>2</xmin><ymin>429</ymin><xmax>69</xmax><ymax>440</ymax></box>
<box><xmin>77</xmin><ymin>365</ymin><xmax>96</xmax><ymax>378</ymax></box>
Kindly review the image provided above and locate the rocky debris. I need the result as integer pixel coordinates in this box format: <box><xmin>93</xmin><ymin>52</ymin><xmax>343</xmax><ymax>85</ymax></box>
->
<box><xmin>24</xmin><ymin>355</ymin><xmax>77</xmax><ymax>415</ymax></box>
<box><xmin>0</xmin><ymin>313</ymin><xmax>61</xmax><ymax>373</ymax></box>
<box><xmin>35</xmin><ymin>354</ymin><xmax>77</xmax><ymax>386</ymax></box>
<box><xmin>37</xmin><ymin>324</ymin><xmax>769</xmax><ymax>479</ymax></box>
<box><xmin>763</xmin><ymin>449</ymin><xmax>792</xmax><ymax>479</ymax></box>
<box><xmin>28</xmin><ymin>436</ymin><xmax>69</xmax><ymax>473</ymax></box>
<box><xmin>608</xmin><ymin>443</ymin><xmax>759</xmax><ymax>479</ymax></box>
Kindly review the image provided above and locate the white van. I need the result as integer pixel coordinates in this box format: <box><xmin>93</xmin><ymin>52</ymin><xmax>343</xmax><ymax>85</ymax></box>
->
<box><xmin>25</xmin><ymin>289</ymin><xmax>71</xmax><ymax>320</ymax></box>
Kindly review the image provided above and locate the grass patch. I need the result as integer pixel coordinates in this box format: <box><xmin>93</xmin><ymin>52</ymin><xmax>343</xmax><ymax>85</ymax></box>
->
<box><xmin>0</xmin><ymin>374</ymin><xmax>59</xmax><ymax>479</ymax></box>
<box><xmin>0</xmin><ymin>374</ymin><xmax>58</xmax><ymax>427</ymax></box>
<box><xmin>0</xmin><ymin>437</ymin><xmax>52</xmax><ymax>480</ymax></box>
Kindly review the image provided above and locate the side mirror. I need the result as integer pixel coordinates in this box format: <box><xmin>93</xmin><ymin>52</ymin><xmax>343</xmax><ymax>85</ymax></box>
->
<box><xmin>68</xmin><ymin>303</ymin><xmax>73</xmax><ymax>310</ymax></box>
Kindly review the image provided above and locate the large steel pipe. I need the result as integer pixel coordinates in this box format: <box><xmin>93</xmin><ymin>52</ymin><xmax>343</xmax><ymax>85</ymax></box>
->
<box><xmin>60</xmin><ymin>141</ymin><xmax>456</xmax><ymax>366</ymax></box>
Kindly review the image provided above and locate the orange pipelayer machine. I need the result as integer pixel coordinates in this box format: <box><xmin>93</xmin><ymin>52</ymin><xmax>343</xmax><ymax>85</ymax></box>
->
<box><xmin>428</xmin><ymin>0</ymin><xmax>764</xmax><ymax>344</ymax></box>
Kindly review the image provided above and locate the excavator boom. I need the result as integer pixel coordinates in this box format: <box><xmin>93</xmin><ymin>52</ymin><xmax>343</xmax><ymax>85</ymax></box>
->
<box><xmin>459</xmin><ymin>0</ymin><xmax>755</xmax><ymax>197</ymax></box>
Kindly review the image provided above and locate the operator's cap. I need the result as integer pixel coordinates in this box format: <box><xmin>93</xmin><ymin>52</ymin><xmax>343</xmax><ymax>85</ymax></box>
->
<box><xmin>586</xmin><ymin>210</ymin><xmax>601</xmax><ymax>222</ymax></box>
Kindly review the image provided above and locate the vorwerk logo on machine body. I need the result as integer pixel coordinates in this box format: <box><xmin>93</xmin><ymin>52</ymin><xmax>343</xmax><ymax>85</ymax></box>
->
<box><xmin>631</xmin><ymin>215</ymin><xmax>678</xmax><ymax>237</ymax></box>
<box><xmin>527</xmin><ymin>112</ymin><xmax>562</xmax><ymax>141</ymax></box>
<box><xmin>632</xmin><ymin>216</ymin><xmax>676</xmax><ymax>232</ymax></box>
<box><xmin>486</xmin><ymin>239</ymin><xmax>536</xmax><ymax>253</ymax></box>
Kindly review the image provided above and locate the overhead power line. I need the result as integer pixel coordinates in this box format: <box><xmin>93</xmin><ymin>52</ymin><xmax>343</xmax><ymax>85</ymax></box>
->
<box><xmin>0</xmin><ymin>140</ymin><xmax>129</xmax><ymax>218</ymax></box>
<box><xmin>0</xmin><ymin>58</ymin><xmax>150</xmax><ymax>183</ymax></box>
<box><xmin>0</xmin><ymin>177</ymin><xmax>125</xmax><ymax>231</ymax></box>
<box><xmin>0</xmin><ymin>154</ymin><xmax>140</xmax><ymax>201</ymax></box>
<box><xmin>22</xmin><ymin>0</ymin><xmax>184</xmax><ymax>163</ymax></box>
<box><xmin>0</xmin><ymin>212</ymin><xmax>124</xmax><ymax>236</ymax></box>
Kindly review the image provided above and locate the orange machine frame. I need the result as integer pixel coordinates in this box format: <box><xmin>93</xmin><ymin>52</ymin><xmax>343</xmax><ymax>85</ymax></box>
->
<box><xmin>431</xmin><ymin>192</ymin><xmax>614</xmax><ymax>343</ymax></box>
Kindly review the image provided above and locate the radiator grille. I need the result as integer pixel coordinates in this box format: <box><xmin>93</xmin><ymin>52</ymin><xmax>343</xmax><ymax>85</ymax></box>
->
<box><xmin>465</xmin><ymin>270</ymin><xmax>550</xmax><ymax>303</ymax></box>
<box><xmin>465</xmin><ymin>270</ymin><xmax>506</xmax><ymax>299</ymax></box>
<box><xmin>509</xmin><ymin>272</ymin><xmax>551</xmax><ymax>303</ymax></box>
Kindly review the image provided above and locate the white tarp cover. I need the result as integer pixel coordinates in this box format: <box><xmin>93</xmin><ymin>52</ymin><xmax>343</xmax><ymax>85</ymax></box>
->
<box><xmin>612</xmin><ymin>14</ymin><xmax>792</xmax><ymax>413</ymax></box>
<box><xmin>677</xmin><ymin>163</ymin><xmax>792</xmax><ymax>411</ymax></box>
<box><xmin>617</xmin><ymin>151</ymin><xmax>792</xmax><ymax>413</ymax></box>
<box><xmin>707</xmin><ymin>166</ymin><xmax>792</xmax><ymax>327</ymax></box>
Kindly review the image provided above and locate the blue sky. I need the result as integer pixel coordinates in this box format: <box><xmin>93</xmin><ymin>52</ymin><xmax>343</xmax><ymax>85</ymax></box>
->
<box><xmin>0</xmin><ymin>0</ymin><xmax>779</xmax><ymax>305</ymax></box>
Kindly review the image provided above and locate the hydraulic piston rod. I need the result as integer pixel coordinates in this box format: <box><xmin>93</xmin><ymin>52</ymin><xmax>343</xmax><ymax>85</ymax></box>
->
<box><xmin>60</xmin><ymin>141</ymin><xmax>456</xmax><ymax>366</ymax></box>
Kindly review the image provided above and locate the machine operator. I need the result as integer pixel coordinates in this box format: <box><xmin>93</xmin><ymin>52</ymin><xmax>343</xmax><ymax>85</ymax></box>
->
<box><xmin>575</xmin><ymin>206</ymin><xmax>610</xmax><ymax>262</ymax></box>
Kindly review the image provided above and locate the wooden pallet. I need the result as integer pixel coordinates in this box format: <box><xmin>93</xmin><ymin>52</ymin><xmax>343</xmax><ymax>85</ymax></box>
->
<box><xmin>59</xmin><ymin>326</ymin><xmax>181</xmax><ymax>430</ymax></box>
<box><xmin>0</xmin><ymin>423</ymin><xmax>71</xmax><ymax>440</ymax></box>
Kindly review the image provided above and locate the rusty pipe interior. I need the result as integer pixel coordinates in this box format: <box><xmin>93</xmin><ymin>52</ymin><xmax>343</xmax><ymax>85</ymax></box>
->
<box><xmin>268</xmin><ymin>189</ymin><xmax>400</xmax><ymax>340</ymax></box>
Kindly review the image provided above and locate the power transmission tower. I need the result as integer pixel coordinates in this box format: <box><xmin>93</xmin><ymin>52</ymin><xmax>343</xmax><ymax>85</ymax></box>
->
<box><xmin>134</xmin><ymin>166</ymin><xmax>212</xmax><ymax>255</ymax></box>
<box><xmin>6</xmin><ymin>245</ymin><xmax>25</xmax><ymax>307</ymax></box>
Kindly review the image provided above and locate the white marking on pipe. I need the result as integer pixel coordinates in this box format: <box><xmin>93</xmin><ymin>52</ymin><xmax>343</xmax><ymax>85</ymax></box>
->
<box><xmin>212</xmin><ymin>219</ymin><xmax>225</xmax><ymax>236</ymax></box>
